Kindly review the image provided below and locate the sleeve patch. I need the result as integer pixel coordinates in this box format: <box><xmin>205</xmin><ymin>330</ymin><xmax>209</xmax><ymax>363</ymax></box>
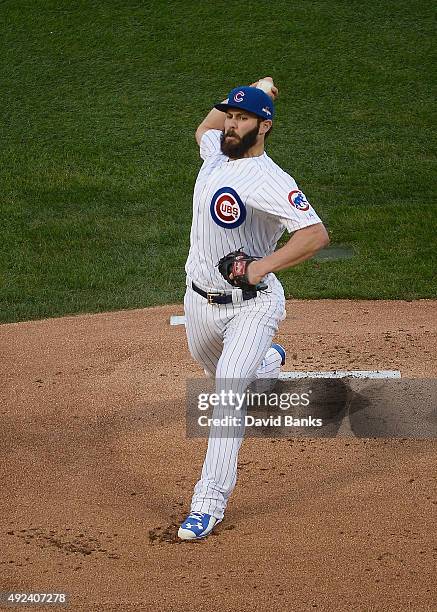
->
<box><xmin>288</xmin><ymin>190</ymin><xmax>310</xmax><ymax>211</ymax></box>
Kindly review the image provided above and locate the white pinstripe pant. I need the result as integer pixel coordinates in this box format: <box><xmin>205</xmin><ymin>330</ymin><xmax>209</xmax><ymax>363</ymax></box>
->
<box><xmin>184</xmin><ymin>278</ymin><xmax>286</xmax><ymax>520</ymax></box>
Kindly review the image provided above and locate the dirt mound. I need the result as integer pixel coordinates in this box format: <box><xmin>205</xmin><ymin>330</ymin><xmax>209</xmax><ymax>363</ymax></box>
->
<box><xmin>1</xmin><ymin>300</ymin><xmax>436</xmax><ymax>611</ymax></box>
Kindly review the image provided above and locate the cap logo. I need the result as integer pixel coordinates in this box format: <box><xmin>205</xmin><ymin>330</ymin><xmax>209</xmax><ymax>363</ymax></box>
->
<box><xmin>233</xmin><ymin>90</ymin><xmax>245</xmax><ymax>103</ymax></box>
<box><xmin>262</xmin><ymin>107</ymin><xmax>272</xmax><ymax>116</ymax></box>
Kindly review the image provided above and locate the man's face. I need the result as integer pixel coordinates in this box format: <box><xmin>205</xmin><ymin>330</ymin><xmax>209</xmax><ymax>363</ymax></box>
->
<box><xmin>220</xmin><ymin>109</ymin><xmax>261</xmax><ymax>158</ymax></box>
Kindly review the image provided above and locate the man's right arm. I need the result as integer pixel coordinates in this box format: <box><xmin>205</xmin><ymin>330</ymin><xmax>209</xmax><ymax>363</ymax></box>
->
<box><xmin>195</xmin><ymin>77</ymin><xmax>278</xmax><ymax>146</ymax></box>
<box><xmin>195</xmin><ymin>101</ymin><xmax>228</xmax><ymax>146</ymax></box>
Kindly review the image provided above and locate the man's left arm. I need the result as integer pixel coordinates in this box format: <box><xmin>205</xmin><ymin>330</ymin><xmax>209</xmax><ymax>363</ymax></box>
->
<box><xmin>247</xmin><ymin>223</ymin><xmax>329</xmax><ymax>285</ymax></box>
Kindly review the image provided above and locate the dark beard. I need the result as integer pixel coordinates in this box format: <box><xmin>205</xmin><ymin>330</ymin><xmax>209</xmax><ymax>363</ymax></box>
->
<box><xmin>220</xmin><ymin>124</ymin><xmax>259</xmax><ymax>159</ymax></box>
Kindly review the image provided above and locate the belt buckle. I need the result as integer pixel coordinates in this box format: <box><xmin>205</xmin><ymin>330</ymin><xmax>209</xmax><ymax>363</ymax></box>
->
<box><xmin>207</xmin><ymin>292</ymin><xmax>219</xmax><ymax>304</ymax></box>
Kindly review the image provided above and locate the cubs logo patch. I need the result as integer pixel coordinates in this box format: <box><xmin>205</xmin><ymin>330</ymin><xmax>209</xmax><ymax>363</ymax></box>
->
<box><xmin>288</xmin><ymin>190</ymin><xmax>310</xmax><ymax>211</ymax></box>
<box><xmin>210</xmin><ymin>187</ymin><xmax>246</xmax><ymax>229</ymax></box>
<box><xmin>233</xmin><ymin>90</ymin><xmax>245</xmax><ymax>103</ymax></box>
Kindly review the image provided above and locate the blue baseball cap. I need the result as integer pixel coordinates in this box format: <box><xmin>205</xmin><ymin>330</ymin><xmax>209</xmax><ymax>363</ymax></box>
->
<box><xmin>214</xmin><ymin>86</ymin><xmax>274</xmax><ymax>121</ymax></box>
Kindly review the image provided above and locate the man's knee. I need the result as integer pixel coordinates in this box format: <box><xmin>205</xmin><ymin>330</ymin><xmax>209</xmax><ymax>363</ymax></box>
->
<box><xmin>215</xmin><ymin>360</ymin><xmax>256</xmax><ymax>383</ymax></box>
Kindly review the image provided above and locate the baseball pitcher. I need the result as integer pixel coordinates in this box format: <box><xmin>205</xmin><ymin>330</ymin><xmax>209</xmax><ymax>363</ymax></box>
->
<box><xmin>179</xmin><ymin>77</ymin><xmax>329</xmax><ymax>540</ymax></box>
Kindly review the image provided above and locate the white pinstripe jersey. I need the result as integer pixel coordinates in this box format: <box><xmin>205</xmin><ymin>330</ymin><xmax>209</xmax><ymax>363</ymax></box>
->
<box><xmin>185</xmin><ymin>129</ymin><xmax>323</xmax><ymax>291</ymax></box>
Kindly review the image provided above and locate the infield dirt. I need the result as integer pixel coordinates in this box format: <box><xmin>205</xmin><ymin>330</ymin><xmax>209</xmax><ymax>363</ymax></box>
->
<box><xmin>1</xmin><ymin>300</ymin><xmax>436</xmax><ymax>611</ymax></box>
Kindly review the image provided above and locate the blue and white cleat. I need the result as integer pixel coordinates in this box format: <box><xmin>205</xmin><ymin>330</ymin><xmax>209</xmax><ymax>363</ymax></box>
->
<box><xmin>178</xmin><ymin>512</ymin><xmax>220</xmax><ymax>541</ymax></box>
<box><xmin>271</xmin><ymin>343</ymin><xmax>286</xmax><ymax>366</ymax></box>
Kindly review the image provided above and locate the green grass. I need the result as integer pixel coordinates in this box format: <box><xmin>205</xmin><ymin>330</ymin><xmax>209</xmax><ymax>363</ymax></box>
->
<box><xmin>0</xmin><ymin>0</ymin><xmax>436</xmax><ymax>322</ymax></box>
<box><xmin>278</xmin><ymin>203</ymin><xmax>436</xmax><ymax>299</ymax></box>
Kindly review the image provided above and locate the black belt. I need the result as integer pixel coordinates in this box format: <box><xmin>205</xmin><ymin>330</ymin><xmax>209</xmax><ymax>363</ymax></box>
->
<box><xmin>191</xmin><ymin>282</ymin><xmax>257</xmax><ymax>305</ymax></box>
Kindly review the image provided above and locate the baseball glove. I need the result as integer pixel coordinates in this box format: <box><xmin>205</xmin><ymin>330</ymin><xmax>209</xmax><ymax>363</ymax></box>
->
<box><xmin>217</xmin><ymin>248</ymin><xmax>267</xmax><ymax>291</ymax></box>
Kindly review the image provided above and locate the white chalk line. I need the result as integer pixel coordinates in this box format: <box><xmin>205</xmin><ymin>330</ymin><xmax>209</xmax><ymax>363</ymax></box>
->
<box><xmin>279</xmin><ymin>370</ymin><xmax>401</xmax><ymax>379</ymax></box>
